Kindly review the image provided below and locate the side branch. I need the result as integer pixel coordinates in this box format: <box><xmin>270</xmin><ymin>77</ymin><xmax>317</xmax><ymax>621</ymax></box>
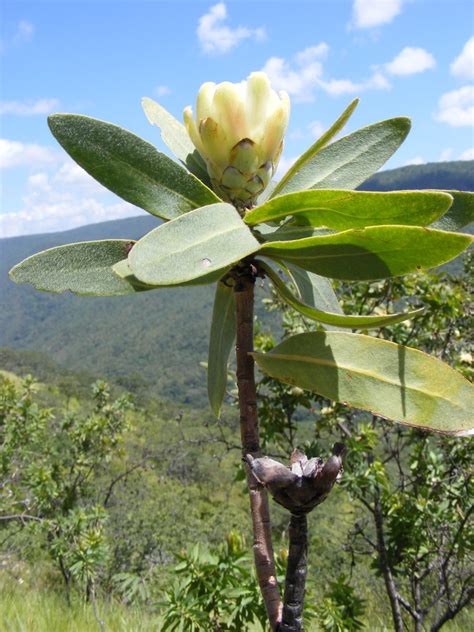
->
<box><xmin>234</xmin><ymin>264</ymin><xmax>282</xmax><ymax>630</ymax></box>
<box><xmin>280</xmin><ymin>513</ymin><xmax>308</xmax><ymax>632</ymax></box>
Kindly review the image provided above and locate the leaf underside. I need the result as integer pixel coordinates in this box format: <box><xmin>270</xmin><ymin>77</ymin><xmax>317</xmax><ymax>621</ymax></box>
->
<box><xmin>9</xmin><ymin>240</ymin><xmax>146</xmax><ymax>296</ymax></box>
<box><xmin>253</xmin><ymin>332</ymin><xmax>474</xmax><ymax>435</ymax></box>
<box><xmin>129</xmin><ymin>203</ymin><xmax>261</xmax><ymax>286</ymax></box>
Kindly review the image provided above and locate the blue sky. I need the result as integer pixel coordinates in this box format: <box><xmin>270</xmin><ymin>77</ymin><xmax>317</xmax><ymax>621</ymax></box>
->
<box><xmin>1</xmin><ymin>0</ymin><xmax>473</xmax><ymax>237</ymax></box>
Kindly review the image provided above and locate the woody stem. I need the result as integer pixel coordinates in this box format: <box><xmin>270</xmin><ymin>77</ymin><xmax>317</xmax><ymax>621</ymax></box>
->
<box><xmin>234</xmin><ymin>263</ymin><xmax>282</xmax><ymax>630</ymax></box>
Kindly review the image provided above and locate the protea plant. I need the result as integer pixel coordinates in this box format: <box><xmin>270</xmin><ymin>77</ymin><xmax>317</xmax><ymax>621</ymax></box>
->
<box><xmin>9</xmin><ymin>71</ymin><xmax>474</xmax><ymax>631</ymax></box>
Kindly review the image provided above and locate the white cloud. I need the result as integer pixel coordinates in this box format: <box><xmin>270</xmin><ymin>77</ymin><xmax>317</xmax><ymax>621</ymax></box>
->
<box><xmin>351</xmin><ymin>0</ymin><xmax>403</xmax><ymax>29</ymax></box>
<box><xmin>0</xmin><ymin>139</ymin><xmax>58</xmax><ymax>169</ymax></box>
<box><xmin>53</xmin><ymin>160</ymin><xmax>107</xmax><ymax>195</ymax></box>
<box><xmin>434</xmin><ymin>85</ymin><xmax>474</xmax><ymax>127</ymax></box>
<box><xmin>439</xmin><ymin>148</ymin><xmax>453</xmax><ymax>162</ymax></box>
<box><xmin>261</xmin><ymin>44</ymin><xmax>328</xmax><ymax>102</ymax></box>
<box><xmin>0</xmin><ymin>162</ymin><xmax>144</xmax><ymax>238</ymax></box>
<box><xmin>0</xmin><ymin>98</ymin><xmax>60</xmax><ymax>116</ymax></box>
<box><xmin>15</xmin><ymin>21</ymin><xmax>34</xmax><ymax>42</ymax></box>
<box><xmin>385</xmin><ymin>47</ymin><xmax>436</xmax><ymax>76</ymax></box>
<box><xmin>319</xmin><ymin>70</ymin><xmax>390</xmax><ymax>96</ymax></box>
<box><xmin>275</xmin><ymin>155</ymin><xmax>297</xmax><ymax>181</ymax></box>
<box><xmin>308</xmin><ymin>121</ymin><xmax>324</xmax><ymax>138</ymax></box>
<box><xmin>197</xmin><ymin>2</ymin><xmax>265</xmax><ymax>54</ymax></box>
<box><xmin>0</xmin><ymin>20</ymin><xmax>34</xmax><ymax>53</ymax></box>
<box><xmin>459</xmin><ymin>147</ymin><xmax>474</xmax><ymax>160</ymax></box>
<box><xmin>154</xmin><ymin>85</ymin><xmax>171</xmax><ymax>97</ymax></box>
<box><xmin>404</xmin><ymin>156</ymin><xmax>425</xmax><ymax>166</ymax></box>
<box><xmin>450</xmin><ymin>37</ymin><xmax>474</xmax><ymax>80</ymax></box>
<box><xmin>263</xmin><ymin>45</ymin><xmax>390</xmax><ymax>101</ymax></box>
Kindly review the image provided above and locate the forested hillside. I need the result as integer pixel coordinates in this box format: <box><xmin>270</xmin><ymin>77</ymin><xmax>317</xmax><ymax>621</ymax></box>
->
<box><xmin>1</xmin><ymin>161</ymin><xmax>472</xmax><ymax>406</ymax></box>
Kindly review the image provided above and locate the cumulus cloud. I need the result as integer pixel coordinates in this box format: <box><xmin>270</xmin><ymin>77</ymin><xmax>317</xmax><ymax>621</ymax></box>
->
<box><xmin>385</xmin><ymin>47</ymin><xmax>436</xmax><ymax>76</ymax></box>
<box><xmin>261</xmin><ymin>44</ymin><xmax>328</xmax><ymax>102</ymax></box>
<box><xmin>438</xmin><ymin>148</ymin><xmax>453</xmax><ymax>162</ymax></box>
<box><xmin>450</xmin><ymin>37</ymin><xmax>474</xmax><ymax>80</ymax></box>
<box><xmin>275</xmin><ymin>155</ymin><xmax>297</xmax><ymax>180</ymax></box>
<box><xmin>0</xmin><ymin>139</ymin><xmax>59</xmax><ymax>169</ymax></box>
<box><xmin>0</xmin><ymin>98</ymin><xmax>60</xmax><ymax>116</ymax></box>
<box><xmin>319</xmin><ymin>71</ymin><xmax>390</xmax><ymax>96</ymax></box>
<box><xmin>434</xmin><ymin>85</ymin><xmax>474</xmax><ymax>127</ymax></box>
<box><xmin>404</xmin><ymin>156</ymin><xmax>425</xmax><ymax>166</ymax></box>
<box><xmin>308</xmin><ymin>121</ymin><xmax>325</xmax><ymax>138</ymax></box>
<box><xmin>351</xmin><ymin>0</ymin><xmax>403</xmax><ymax>29</ymax></box>
<box><xmin>197</xmin><ymin>2</ymin><xmax>265</xmax><ymax>54</ymax></box>
<box><xmin>154</xmin><ymin>85</ymin><xmax>171</xmax><ymax>97</ymax></box>
<box><xmin>0</xmin><ymin>20</ymin><xmax>34</xmax><ymax>53</ymax></box>
<box><xmin>0</xmin><ymin>160</ymin><xmax>145</xmax><ymax>238</ymax></box>
<box><xmin>262</xmin><ymin>45</ymin><xmax>390</xmax><ymax>101</ymax></box>
<box><xmin>459</xmin><ymin>147</ymin><xmax>474</xmax><ymax>160</ymax></box>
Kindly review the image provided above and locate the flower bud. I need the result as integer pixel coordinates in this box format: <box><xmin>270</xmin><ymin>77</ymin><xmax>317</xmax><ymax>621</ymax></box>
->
<box><xmin>184</xmin><ymin>72</ymin><xmax>290</xmax><ymax>209</ymax></box>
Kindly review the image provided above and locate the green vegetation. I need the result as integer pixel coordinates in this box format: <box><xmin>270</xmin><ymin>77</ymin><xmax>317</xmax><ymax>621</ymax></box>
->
<box><xmin>1</xmin><ymin>253</ymin><xmax>472</xmax><ymax>630</ymax></box>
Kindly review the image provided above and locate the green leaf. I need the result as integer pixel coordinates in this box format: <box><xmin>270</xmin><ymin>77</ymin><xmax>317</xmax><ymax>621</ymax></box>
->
<box><xmin>48</xmin><ymin>114</ymin><xmax>220</xmax><ymax>220</ymax></box>
<box><xmin>271</xmin><ymin>99</ymin><xmax>359</xmax><ymax>198</ymax></box>
<box><xmin>113</xmin><ymin>258</ymin><xmax>223</xmax><ymax>287</ymax></box>
<box><xmin>9</xmin><ymin>240</ymin><xmax>147</xmax><ymax>296</ymax></box>
<box><xmin>260</xmin><ymin>225</ymin><xmax>472</xmax><ymax>281</ymax></box>
<box><xmin>246</xmin><ymin>190</ymin><xmax>453</xmax><ymax>229</ymax></box>
<box><xmin>261</xmin><ymin>262</ymin><xmax>424</xmax><ymax>330</ymax></box>
<box><xmin>129</xmin><ymin>203</ymin><xmax>260</xmax><ymax>285</ymax></box>
<box><xmin>285</xmin><ymin>264</ymin><xmax>343</xmax><ymax>315</ymax></box>
<box><xmin>258</xmin><ymin>225</ymin><xmax>334</xmax><ymax>242</ymax></box>
<box><xmin>141</xmin><ymin>97</ymin><xmax>211</xmax><ymax>185</ymax></box>
<box><xmin>253</xmin><ymin>332</ymin><xmax>474</xmax><ymax>435</ymax></box>
<box><xmin>272</xmin><ymin>117</ymin><xmax>411</xmax><ymax>196</ymax></box>
<box><xmin>208</xmin><ymin>282</ymin><xmax>236</xmax><ymax>418</ymax></box>
<box><xmin>430</xmin><ymin>190</ymin><xmax>474</xmax><ymax>231</ymax></box>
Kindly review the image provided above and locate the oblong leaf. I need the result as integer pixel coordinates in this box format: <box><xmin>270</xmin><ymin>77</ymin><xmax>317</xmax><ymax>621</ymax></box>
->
<box><xmin>113</xmin><ymin>258</ymin><xmax>223</xmax><ymax>288</ymax></box>
<box><xmin>273</xmin><ymin>118</ymin><xmax>411</xmax><ymax>197</ymax></box>
<box><xmin>141</xmin><ymin>97</ymin><xmax>210</xmax><ymax>185</ymax></box>
<box><xmin>261</xmin><ymin>262</ymin><xmax>424</xmax><ymax>330</ymax></box>
<box><xmin>271</xmin><ymin>99</ymin><xmax>359</xmax><ymax>198</ymax></box>
<box><xmin>260</xmin><ymin>225</ymin><xmax>472</xmax><ymax>280</ymax></box>
<box><xmin>208</xmin><ymin>281</ymin><xmax>236</xmax><ymax>418</ymax></box>
<box><xmin>48</xmin><ymin>114</ymin><xmax>220</xmax><ymax>220</ymax></box>
<box><xmin>430</xmin><ymin>190</ymin><xmax>474</xmax><ymax>231</ymax></box>
<box><xmin>9</xmin><ymin>240</ymin><xmax>147</xmax><ymax>296</ymax></box>
<box><xmin>129</xmin><ymin>203</ymin><xmax>260</xmax><ymax>285</ymax></box>
<box><xmin>246</xmin><ymin>190</ymin><xmax>453</xmax><ymax>229</ymax></box>
<box><xmin>253</xmin><ymin>332</ymin><xmax>474</xmax><ymax>435</ymax></box>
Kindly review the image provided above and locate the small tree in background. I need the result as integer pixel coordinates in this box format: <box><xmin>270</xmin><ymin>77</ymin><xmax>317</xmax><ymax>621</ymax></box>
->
<box><xmin>8</xmin><ymin>72</ymin><xmax>474</xmax><ymax>630</ymax></box>
<box><xmin>0</xmin><ymin>377</ymin><xmax>131</xmax><ymax>608</ymax></box>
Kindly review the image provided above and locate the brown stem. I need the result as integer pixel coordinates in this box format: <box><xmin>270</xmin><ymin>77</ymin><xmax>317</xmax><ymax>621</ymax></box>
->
<box><xmin>279</xmin><ymin>513</ymin><xmax>308</xmax><ymax>632</ymax></box>
<box><xmin>234</xmin><ymin>265</ymin><xmax>282</xmax><ymax>630</ymax></box>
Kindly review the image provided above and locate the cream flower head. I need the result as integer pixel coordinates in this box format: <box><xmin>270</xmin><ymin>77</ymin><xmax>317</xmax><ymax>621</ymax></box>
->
<box><xmin>184</xmin><ymin>72</ymin><xmax>290</xmax><ymax>209</ymax></box>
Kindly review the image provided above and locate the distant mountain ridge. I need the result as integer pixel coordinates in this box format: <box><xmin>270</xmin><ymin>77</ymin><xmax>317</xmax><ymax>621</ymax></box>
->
<box><xmin>1</xmin><ymin>161</ymin><xmax>473</xmax><ymax>406</ymax></box>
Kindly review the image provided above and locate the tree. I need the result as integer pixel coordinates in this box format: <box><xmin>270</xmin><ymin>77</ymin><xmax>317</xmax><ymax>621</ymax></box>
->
<box><xmin>0</xmin><ymin>376</ymin><xmax>131</xmax><ymax>605</ymax></box>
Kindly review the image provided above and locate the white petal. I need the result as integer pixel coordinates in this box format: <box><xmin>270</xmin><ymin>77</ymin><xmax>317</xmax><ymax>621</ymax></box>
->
<box><xmin>183</xmin><ymin>106</ymin><xmax>205</xmax><ymax>156</ymax></box>
<box><xmin>196</xmin><ymin>82</ymin><xmax>216</xmax><ymax>122</ymax></box>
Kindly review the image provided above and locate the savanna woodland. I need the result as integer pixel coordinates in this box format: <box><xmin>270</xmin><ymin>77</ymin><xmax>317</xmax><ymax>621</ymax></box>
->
<box><xmin>2</xmin><ymin>72</ymin><xmax>473</xmax><ymax>631</ymax></box>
